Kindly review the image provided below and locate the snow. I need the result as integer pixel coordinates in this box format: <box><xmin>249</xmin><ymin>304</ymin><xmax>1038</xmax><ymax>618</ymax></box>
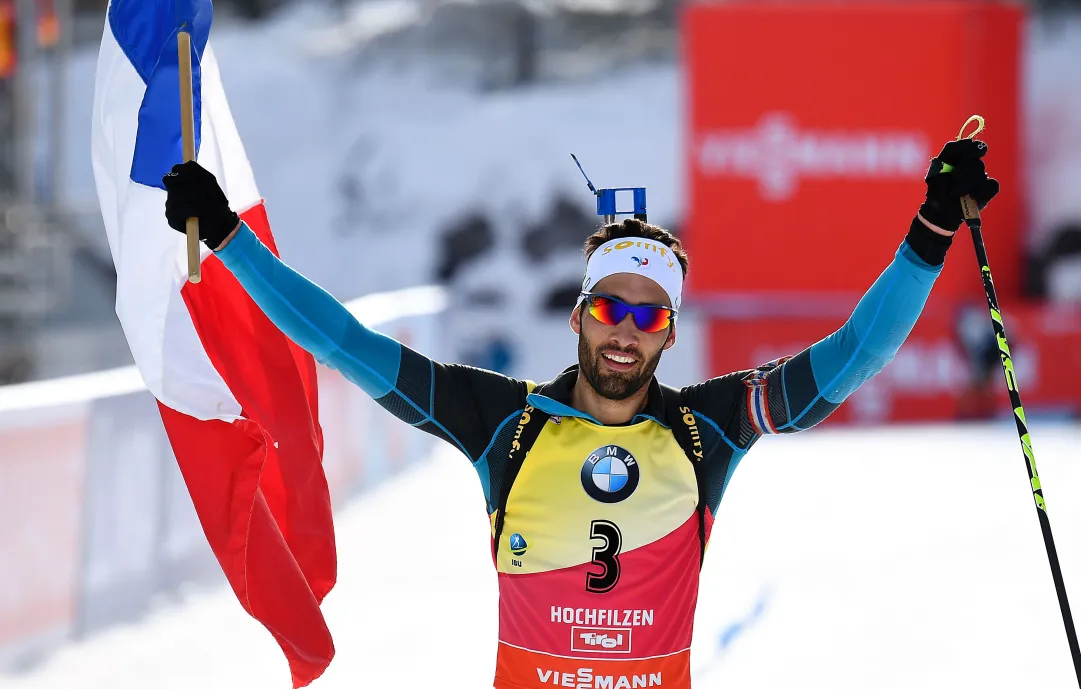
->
<box><xmin>4</xmin><ymin>421</ymin><xmax>1079</xmax><ymax>689</ymax></box>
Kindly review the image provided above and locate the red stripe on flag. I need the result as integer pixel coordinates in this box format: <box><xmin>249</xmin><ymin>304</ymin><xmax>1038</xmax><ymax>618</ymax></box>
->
<box><xmin>161</xmin><ymin>202</ymin><xmax>335</xmax><ymax>688</ymax></box>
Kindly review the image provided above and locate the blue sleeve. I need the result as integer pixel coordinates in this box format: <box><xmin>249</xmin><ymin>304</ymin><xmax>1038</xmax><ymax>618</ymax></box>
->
<box><xmin>767</xmin><ymin>241</ymin><xmax>941</xmax><ymax>433</ymax></box>
<box><xmin>680</xmin><ymin>239</ymin><xmax>942</xmax><ymax>506</ymax></box>
<box><xmin>705</xmin><ymin>240</ymin><xmax>942</xmax><ymax>439</ymax></box>
<box><xmin>213</xmin><ymin>223</ymin><xmax>529</xmax><ymax>464</ymax></box>
<box><xmin>807</xmin><ymin>242</ymin><xmax>939</xmax><ymax>404</ymax></box>
<box><xmin>214</xmin><ymin>222</ymin><xmax>401</xmax><ymax>397</ymax></box>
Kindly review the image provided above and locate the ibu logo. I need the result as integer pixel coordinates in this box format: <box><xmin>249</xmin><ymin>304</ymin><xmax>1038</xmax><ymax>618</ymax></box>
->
<box><xmin>581</xmin><ymin>445</ymin><xmax>640</xmax><ymax>504</ymax></box>
<box><xmin>632</xmin><ymin>256</ymin><xmax>649</xmax><ymax>267</ymax></box>
<box><xmin>509</xmin><ymin>533</ymin><xmax>528</xmax><ymax>557</ymax></box>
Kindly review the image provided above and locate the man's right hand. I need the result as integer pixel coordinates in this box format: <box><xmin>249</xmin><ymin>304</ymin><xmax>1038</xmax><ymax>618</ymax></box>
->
<box><xmin>162</xmin><ymin>161</ymin><xmax>241</xmax><ymax>251</ymax></box>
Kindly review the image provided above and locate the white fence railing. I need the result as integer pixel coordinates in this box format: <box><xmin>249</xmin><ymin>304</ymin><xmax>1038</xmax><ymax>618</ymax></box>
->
<box><xmin>0</xmin><ymin>286</ymin><xmax>447</xmax><ymax>668</ymax></box>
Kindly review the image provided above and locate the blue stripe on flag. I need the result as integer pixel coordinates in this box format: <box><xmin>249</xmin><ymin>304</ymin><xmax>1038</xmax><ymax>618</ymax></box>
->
<box><xmin>108</xmin><ymin>0</ymin><xmax>213</xmax><ymax>190</ymax></box>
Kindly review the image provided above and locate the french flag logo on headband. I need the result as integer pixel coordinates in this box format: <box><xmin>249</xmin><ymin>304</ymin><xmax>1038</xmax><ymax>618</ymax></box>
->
<box><xmin>581</xmin><ymin>238</ymin><xmax>684</xmax><ymax>310</ymax></box>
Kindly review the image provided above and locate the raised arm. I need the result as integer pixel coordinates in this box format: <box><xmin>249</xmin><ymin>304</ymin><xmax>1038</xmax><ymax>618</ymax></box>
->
<box><xmin>215</xmin><ymin>223</ymin><xmax>403</xmax><ymax>395</ymax></box>
<box><xmin>683</xmin><ymin>137</ymin><xmax>1000</xmax><ymax>442</ymax></box>
<box><xmin>161</xmin><ymin>161</ymin><xmax>528</xmax><ymax>466</ymax></box>
<box><xmin>746</xmin><ymin>235</ymin><xmax>943</xmax><ymax>435</ymax></box>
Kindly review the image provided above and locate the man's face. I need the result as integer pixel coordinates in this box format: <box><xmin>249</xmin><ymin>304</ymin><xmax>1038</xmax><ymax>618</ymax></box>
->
<box><xmin>570</xmin><ymin>272</ymin><xmax>677</xmax><ymax>401</ymax></box>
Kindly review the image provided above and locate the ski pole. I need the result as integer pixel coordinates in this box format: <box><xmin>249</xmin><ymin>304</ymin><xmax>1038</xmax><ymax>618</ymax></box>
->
<box><xmin>954</xmin><ymin>114</ymin><xmax>1081</xmax><ymax>685</ymax></box>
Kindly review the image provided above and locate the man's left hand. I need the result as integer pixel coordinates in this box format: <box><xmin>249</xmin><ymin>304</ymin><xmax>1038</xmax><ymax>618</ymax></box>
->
<box><xmin>918</xmin><ymin>138</ymin><xmax>1000</xmax><ymax>234</ymax></box>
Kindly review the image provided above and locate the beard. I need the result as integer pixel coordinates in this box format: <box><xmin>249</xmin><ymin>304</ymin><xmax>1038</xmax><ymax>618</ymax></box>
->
<box><xmin>578</xmin><ymin>331</ymin><xmax>665</xmax><ymax>402</ymax></box>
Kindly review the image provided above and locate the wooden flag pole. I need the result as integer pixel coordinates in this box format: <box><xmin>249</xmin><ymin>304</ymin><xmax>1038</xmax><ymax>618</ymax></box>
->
<box><xmin>178</xmin><ymin>28</ymin><xmax>201</xmax><ymax>283</ymax></box>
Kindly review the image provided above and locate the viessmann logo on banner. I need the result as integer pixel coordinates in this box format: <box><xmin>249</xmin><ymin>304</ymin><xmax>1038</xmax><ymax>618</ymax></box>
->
<box><xmin>694</xmin><ymin>113</ymin><xmax>932</xmax><ymax>202</ymax></box>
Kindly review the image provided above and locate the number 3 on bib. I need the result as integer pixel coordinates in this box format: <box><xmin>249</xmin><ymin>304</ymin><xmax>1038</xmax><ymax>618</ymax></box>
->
<box><xmin>586</xmin><ymin>520</ymin><xmax>622</xmax><ymax>593</ymax></box>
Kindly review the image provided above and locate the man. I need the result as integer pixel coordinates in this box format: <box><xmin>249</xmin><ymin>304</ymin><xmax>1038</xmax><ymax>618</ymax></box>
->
<box><xmin>163</xmin><ymin>137</ymin><xmax>998</xmax><ymax>689</ymax></box>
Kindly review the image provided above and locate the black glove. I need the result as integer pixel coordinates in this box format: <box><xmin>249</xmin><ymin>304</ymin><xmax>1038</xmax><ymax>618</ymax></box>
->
<box><xmin>162</xmin><ymin>161</ymin><xmax>240</xmax><ymax>250</ymax></box>
<box><xmin>905</xmin><ymin>138</ymin><xmax>1000</xmax><ymax>266</ymax></box>
<box><xmin>919</xmin><ymin>138</ymin><xmax>1000</xmax><ymax>233</ymax></box>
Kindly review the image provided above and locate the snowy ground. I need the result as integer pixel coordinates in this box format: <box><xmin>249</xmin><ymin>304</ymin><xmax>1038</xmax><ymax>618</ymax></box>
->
<box><xmin>4</xmin><ymin>421</ymin><xmax>1080</xmax><ymax>689</ymax></box>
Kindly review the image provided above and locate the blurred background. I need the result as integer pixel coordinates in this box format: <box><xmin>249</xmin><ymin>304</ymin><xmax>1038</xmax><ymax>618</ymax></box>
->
<box><xmin>2</xmin><ymin>0</ymin><xmax>1081</xmax><ymax>687</ymax></box>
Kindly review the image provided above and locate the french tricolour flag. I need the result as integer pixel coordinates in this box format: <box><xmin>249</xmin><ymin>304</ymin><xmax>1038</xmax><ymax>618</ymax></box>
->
<box><xmin>91</xmin><ymin>1</ymin><xmax>336</xmax><ymax>685</ymax></box>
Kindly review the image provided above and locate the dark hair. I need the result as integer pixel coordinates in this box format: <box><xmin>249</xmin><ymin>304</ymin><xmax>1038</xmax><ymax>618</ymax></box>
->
<box><xmin>583</xmin><ymin>218</ymin><xmax>689</xmax><ymax>277</ymax></box>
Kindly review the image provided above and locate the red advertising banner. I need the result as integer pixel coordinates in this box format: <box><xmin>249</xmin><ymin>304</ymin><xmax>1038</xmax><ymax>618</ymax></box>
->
<box><xmin>682</xmin><ymin>1</ymin><xmax>1023</xmax><ymax>305</ymax></box>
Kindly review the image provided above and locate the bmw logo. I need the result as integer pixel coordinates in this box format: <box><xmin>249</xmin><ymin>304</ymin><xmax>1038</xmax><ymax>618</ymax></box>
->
<box><xmin>509</xmin><ymin>533</ymin><xmax>528</xmax><ymax>556</ymax></box>
<box><xmin>581</xmin><ymin>445</ymin><xmax>640</xmax><ymax>503</ymax></box>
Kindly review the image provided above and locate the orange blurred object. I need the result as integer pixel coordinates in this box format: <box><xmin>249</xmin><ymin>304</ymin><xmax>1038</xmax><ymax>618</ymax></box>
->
<box><xmin>38</xmin><ymin>13</ymin><xmax>59</xmax><ymax>48</ymax></box>
<box><xmin>0</xmin><ymin>0</ymin><xmax>14</xmax><ymax>79</ymax></box>
<box><xmin>37</xmin><ymin>0</ymin><xmax>59</xmax><ymax>47</ymax></box>
<box><xmin>682</xmin><ymin>1</ymin><xmax>1024</xmax><ymax>305</ymax></box>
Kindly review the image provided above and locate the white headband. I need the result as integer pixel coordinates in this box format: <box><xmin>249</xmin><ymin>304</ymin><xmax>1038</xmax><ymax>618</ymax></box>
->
<box><xmin>577</xmin><ymin>237</ymin><xmax>684</xmax><ymax>310</ymax></box>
